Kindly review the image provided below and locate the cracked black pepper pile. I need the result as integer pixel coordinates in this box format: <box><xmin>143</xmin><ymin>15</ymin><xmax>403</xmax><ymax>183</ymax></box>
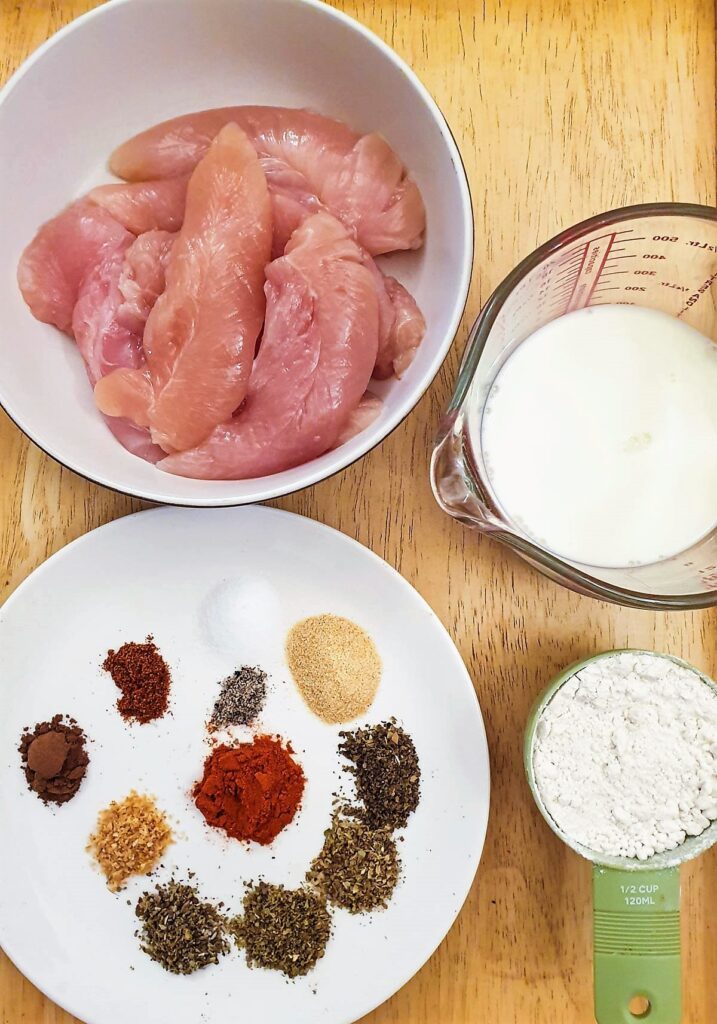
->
<box><xmin>230</xmin><ymin>881</ymin><xmax>331</xmax><ymax>978</ymax></box>
<box><xmin>338</xmin><ymin>720</ymin><xmax>421</xmax><ymax>830</ymax></box>
<box><xmin>210</xmin><ymin>665</ymin><xmax>268</xmax><ymax>729</ymax></box>
<box><xmin>135</xmin><ymin>879</ymin><xmax>229</xmax><ymax>974</ymax></box>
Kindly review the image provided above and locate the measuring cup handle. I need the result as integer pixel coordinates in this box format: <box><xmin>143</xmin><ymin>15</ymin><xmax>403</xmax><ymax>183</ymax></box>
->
<box><xmin>593</xmin><ymin>865</ymin><xmax>680</xmax><ymax>1024</ymax></box>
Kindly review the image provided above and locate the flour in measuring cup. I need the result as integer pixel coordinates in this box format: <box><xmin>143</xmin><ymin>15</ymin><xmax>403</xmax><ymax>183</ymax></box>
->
<box><xmin>533</xmin><ymin>652</ymin><xmax>717</xmax><ymax>860</ymax></box>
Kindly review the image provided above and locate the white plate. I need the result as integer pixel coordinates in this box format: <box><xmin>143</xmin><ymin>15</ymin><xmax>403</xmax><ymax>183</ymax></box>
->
<box><xmin>0</xmin><ymin>507</ymin><xmax>489</xmax><ymax>1024</ymax></box>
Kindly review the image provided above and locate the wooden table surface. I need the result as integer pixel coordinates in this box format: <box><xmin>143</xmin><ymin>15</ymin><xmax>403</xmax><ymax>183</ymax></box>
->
<box><xmin>1</xmin><ymin>1</ymin><xmax>716</xmax><ymax>1021</ymax></box>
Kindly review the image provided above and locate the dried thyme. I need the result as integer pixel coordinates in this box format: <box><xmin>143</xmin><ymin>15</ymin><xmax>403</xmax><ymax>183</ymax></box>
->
<box><xmin>210</xmin><ymin>666</ymin><xmax>267</xmax><ymax>729</ymax></box>
<box><xmin>230</xmin><ymin>881</ymin><xmax>331</xmax><ymax>978</ymax></box>
<box><xmin>135</xmin><ymin>880</ymin><xmax>229</xmax><ymax>974</ymax></box>
<box><xmin>338</xmin><ymin>720</ymin><xmax>421</xmax><ymax>830</ymax></box>
<box><xmin>307</xmin><ymin>814</ymin><xmax>399</xmax><ymax>913</ymax></box>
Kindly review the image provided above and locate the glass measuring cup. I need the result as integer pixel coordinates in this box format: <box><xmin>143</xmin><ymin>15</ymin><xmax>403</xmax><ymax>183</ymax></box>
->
<box><xmin>524</xmin><ymin>650</ymin><xmax>717</xmax><ymax>1024</ymax></box>
<box><xmin>431</xmin><ymin>202</ymin><xmax>717</xmax><ymax>609</ymax></box>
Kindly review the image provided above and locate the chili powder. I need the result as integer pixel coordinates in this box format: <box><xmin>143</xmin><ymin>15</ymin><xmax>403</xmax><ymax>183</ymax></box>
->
<box><xmin>103</xmin><ymin>636</ymin><xmax>171</xmax><ymax>724</ymax></box>
<box><xmin>194</xmin><ymin>736</ymin><xmax>305</xmax><ymax>845</ymax></box>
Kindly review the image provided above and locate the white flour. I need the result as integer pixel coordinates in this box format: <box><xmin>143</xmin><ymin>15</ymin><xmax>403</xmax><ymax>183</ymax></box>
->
<box><xmin>533</xmin><ymin>652</ymin><xmax>717</xmax><ymax>860</ymax></box>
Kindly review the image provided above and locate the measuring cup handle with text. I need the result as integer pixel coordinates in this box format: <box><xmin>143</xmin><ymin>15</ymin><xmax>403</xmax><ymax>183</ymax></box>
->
<box><xmin>593</xmin><ymin>866</ymin><xmax>680</xmax><ymax>1023</ymax></box>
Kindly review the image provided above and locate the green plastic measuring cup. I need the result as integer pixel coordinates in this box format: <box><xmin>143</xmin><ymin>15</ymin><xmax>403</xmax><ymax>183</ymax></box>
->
<box><xmin>524</xmin><ymin>650</ymin><xmax>717</xmax><ymax>1024</ymax></box>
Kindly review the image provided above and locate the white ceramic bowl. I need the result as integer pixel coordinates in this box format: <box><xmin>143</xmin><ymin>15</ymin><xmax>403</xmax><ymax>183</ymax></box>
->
<box><xmin>0</xmin><ymin>0</ymin><xmax>472</xmax><ymax>506</ymax></box>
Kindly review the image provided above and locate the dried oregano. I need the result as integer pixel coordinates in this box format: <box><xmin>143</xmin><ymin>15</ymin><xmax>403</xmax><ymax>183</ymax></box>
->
<box><xmin>230</xmin><ymin>881</ymin><xmax>331</xmax><ymax>978</ymax></box>
<box><xmin>306</xmin><ymin>814</ymin><xmax>399</xmax><ymax>913</ymax></box>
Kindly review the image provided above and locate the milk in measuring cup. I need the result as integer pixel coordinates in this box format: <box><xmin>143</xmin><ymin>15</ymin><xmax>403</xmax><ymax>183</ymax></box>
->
<box><xmin>478</xmin><ymin>305</ymin><xmax>717</xmax><ymax>567</ymax></box>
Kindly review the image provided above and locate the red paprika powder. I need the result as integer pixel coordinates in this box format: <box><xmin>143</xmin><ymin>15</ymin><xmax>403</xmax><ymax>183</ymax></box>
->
<box><xmin>194</xmin><ymin>736</ymin><xmax>305</xmax><ymax>845</ymax></box>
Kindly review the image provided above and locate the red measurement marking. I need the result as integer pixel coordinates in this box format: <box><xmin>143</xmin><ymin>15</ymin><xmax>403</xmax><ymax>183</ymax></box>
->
<box><xmin>565</xmin><ymin>234</ymin><xmax>616</xmax><ymax>312</ymax></box>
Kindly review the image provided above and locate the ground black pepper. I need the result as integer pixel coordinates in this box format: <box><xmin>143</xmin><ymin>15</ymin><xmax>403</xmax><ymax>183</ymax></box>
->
<box><xmin>338</xmin><ymin>721</ymin><xmax>421</xmax><ymax>830</ymax></box>
<box><xmin>103</xmin><ymin>636</ymin><xmax>171</xmax><ymax>724</ymax></box>
<box><xmin>210</xmin><ymin>666</ymin><xmax>267</xmax><ymax>729</ymax></box>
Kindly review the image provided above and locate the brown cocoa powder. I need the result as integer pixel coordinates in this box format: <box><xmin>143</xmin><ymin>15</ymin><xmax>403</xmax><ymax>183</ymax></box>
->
<box><xmin>19</xmin><ymin>715</ymin><xmax>89</xmax><ymax>804</ymax></box>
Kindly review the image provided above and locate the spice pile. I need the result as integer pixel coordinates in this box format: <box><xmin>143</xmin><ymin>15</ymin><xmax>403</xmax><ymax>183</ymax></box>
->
<box><xmin>194</xmin><ymin>735</ymin><xmax>305</xmax><ymax>844</ymax></box>
<box><xmin>210</xmin><ymin>665</ymin><xmax>267</xmax><ymax>729</ymax></box>
<box><xmin>19</xmin><ymin>715</ymin><xmax>89</xmax><ymax>804</ymax></box>
<box><xmin>102</xmin><ymin>636</ymin><xmax>171</xmax><ymax>723</ymax></box>
<box><xmin>230</xmin><ymin>882</ymin><xmax>331</xmax><ymax>978</ymax></box>
<box><xmin>88</xmin><ymin>791</ymin><xmax>173</xmax><ymax>891</ymax></box>
<box><xmin>308</xmin><ymin>816</ymin><xmax>400</xmax><ymax>913</ymax></box>
<box><xmin>303</xmin><ymin>721</ymin><xmax>421</xmax><ymax>916</ymax></box>
<box><xmin>339</xmin><ymin>721</ymin><xmax>421</xmax><ymax>830</ymax></box>
<box><xmin>136</xmin><ymin>879</ymin><xmax>229</xmax><ymax>975</ymax></box>
<box><xmin>286</xmin><ymin>614</ymin><xmax>381</xmax><ymax>723</ymax></box>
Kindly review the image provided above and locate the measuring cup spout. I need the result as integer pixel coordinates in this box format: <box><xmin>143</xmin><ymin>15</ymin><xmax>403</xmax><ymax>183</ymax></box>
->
<box><xmin>430</xmin><ymin>420</ymin><xmax>494</xmax><ymax>530</ymax></box>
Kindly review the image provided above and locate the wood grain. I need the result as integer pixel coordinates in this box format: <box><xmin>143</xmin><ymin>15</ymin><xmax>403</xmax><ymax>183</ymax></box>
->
<box><xmin>1</xmin><ymin>0</ymin><xmax>716</xmax><ymax>1021</ymax></box>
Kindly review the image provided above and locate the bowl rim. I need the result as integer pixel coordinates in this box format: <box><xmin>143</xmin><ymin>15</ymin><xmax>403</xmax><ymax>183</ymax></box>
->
<box><xmin>0</xmin><ymin>0</ymin><xmax>475</xmax><ymax>506</ymax></box>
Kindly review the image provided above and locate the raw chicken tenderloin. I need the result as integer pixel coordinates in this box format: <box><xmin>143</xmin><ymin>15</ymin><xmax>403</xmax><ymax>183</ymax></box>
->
<box><xmin>160</xmin><ymin>211</ymin><xmax>379</xmax><ymax>480</ymax></box>
<box><xmin>17</xmin><ymin>199</ymin><xmax>133</xmax><ymax>333</ymax></box>
<box><xmin>111</xmin><ymin>108</ymin><xmax>358</xmax><ymax>181</ymax></box>
<box><xmin>93</xmin><ymin>230</ymin><xmax>175</xmax><ymax>428</ymax></box>
<box><xmin>359</xmin><ymin>258</ymin><xmax>426</xmax><ymax>379</ymax></box>
<box><xmin>89</xmin><ymin>159</ymin><xmax>321</xmax><ymax>259</ymax></box>
<box><xmin>117</xmin><ymin>229</ymin><xmax>175</xmax><ymax>327</ymax></box>
<box><xmin>107</xmin><ymin>418</ymin><xmax>164</xmax><ymax>463</ymax></box>
<box><xmin>95</xmin><ymin>368</ymin><xmax>154</xmax><ymax>428</ymax></box>
<box><xmin>320</xmin><ymin>131</ymin><xmax>426</xmax><ymax>257</ymax></box>
<box><xmin>76</xmin><ymin>229</ymin><xmax>174</xmax><ymax>385</ymax></box>
<box><xmin>72</xmin><ymin>238</ymin><xmax>142</xmax><ymax>384</ymax></box>
<box><xmin>110</xmin><ymin>107</ymin><xmax>425</xmax><ymax>255</ymax></box>
<box><xmin>89</xmin><ymin>177</ymin><xmax>190</xmax><ymax>235</ymax></box>
<box><xmin>334</xmin><ymin>393</ymin><xmax>383</xmax><ymax>447</ymax></box>
<box><xmin>261</xmin><ymin>157</ymin><xmax>325</xmax><ymax>258</ymax></box>
<box><xmin>374</xmin><ymin>276</ymin><xmax>427</xmax><ymax>379</ymax></box>
<box><xmin>101</xmin><ymin>159</ymin><xmax>426</xmax><ymax>378</ymax></box>
<box><xmin>143</xmin><ymin>123</ymin><xmax>272</xmax><ymax>452</ymax></box>
<box><xmin>76</xmin><ymin>230</ymin><xmax>174</xmax><ymax>463</ymax></box>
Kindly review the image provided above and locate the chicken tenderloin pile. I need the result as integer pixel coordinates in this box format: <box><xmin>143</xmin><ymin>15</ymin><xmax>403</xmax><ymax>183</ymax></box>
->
<box><xmin>18</xmin><ymin>107</ymin><xmax>427</xmax><ymax>480</ymax></box>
